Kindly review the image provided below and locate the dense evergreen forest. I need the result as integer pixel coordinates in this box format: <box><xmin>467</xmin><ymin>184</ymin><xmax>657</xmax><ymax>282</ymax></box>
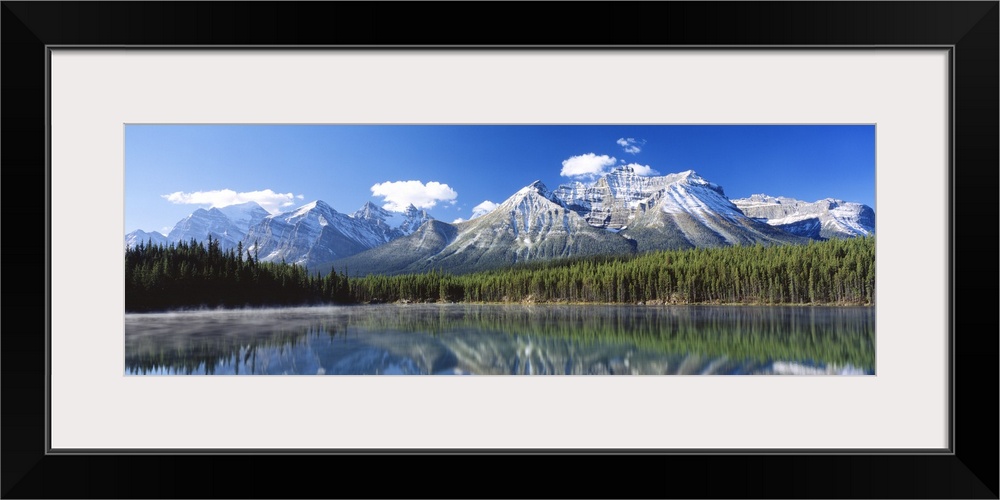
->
<box><xmin>125</xmin><ymin>235</ymin><xmax>875</xmax><ymax>312</ymax></box>
<box><xmin>125</xmin><ymin>236</ymin><xmax>352</xmax><ymax>312</ymax></box>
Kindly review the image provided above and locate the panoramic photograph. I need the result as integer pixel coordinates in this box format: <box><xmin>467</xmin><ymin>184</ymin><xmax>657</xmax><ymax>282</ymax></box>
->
<box><xmin>124</xmin><ymin>124</ymin><xmax>875</xmax><ymax>375</ymax></box>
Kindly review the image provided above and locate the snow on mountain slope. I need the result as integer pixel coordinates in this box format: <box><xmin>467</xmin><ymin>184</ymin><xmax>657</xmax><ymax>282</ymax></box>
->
<box><xmin>325</xmin><ymin>220</ymin><xmax>459</xmax><ymax>276</ymax></box>
<box><xmin>732</xmin><ymin>194</ymin><xmax>875</xmax><ymax>240</ymax></box>
<box><xmin>553</xmin><ymin>167</ymin><xmax>741</xmax><ymax>229</ymax></box>
<box><xmin>244</xmin><ymin>200</ymin><xmax>398</xmax><ymax>268</ymax></box>
<box><xmin>127</xmin><ymin>170</ymin><xmax>865</xmax><ymax>276</ymax></box>
<box><xmin>127</xmin><ymin>198</ymin><xmax>435</xmax><ymax>270</ymax></box>
<box><xmin>395</xmin><ymin>204</ymin><xmax>434</xmax><ymax>235</ymax></box>
<box><xmin>351</xmin><ymin>201</ymin><xmax>404</xmax><ymax>242</ymax></box>
<box><xmin>333</xmin><ymin>181</ymin><xmax>636</xmax><ymax>276</ymax></box>
<box><xmin>352</xmin><ymin>201</ymin><xmax>434</xmax><ymax>239</ymax></box>
<box><xmin>442</xmin><ymin>180</ymin><xmax>635</xmax><ymax>264</ymax></box>
<box><xmin>352</xmin><ymin>201</ymin><xmax>395</xmax><ymax>224</ymax></box>
<box><xmin>554</xmin><ymin>167</ymin><xmax>805</xmax><ymax>250</ymax></box>
<box><xmin>166</xmin><ymin>207</ymin><xmax>249</xmax><ymax>250</ymax></box>
<box><xmin>126</xmin><ymin>202</ymin><xmax>267</xmax><ymax>251</ymax></box>
<box><xmin>125</xmin><ymin>229</ymin><xmax>168</xmax><ymax>249</ymax></box>
<box><xmin>216</xmin><ymin>201</ymin><xmax>271</xmax><ymax>231</ymax></box>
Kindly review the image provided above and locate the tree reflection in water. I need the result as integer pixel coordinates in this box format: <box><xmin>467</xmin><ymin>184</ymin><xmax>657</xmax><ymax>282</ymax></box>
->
<box><xmin>125</xmin><ymin>304</ymin><xmax>874</xmax><ymax>375</ymax></box>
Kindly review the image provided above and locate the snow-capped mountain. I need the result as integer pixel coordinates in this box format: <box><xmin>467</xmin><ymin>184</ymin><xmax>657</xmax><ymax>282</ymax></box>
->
<box><xmin>554</xmin><ymin>166</ymin><xmax>703</xmax><ymax>230</ymax></box>
<box><xmin>393</xmin><ymin>204</ymin><xmax>434</xmax><ymax>235</ymax></box>
<box><xmin>444</xmin><ymin>180</ymin><xmax>636</xmax><ymax>265</ymax></box>
<box><xmin>216</xmin><ymin>201</ymin><xmax>271</xmax><ymax>232</ymax></box>
<box><xmin>352</xmin><ymin>201</ymin><xmax>408</xmax><ymax>242</ymax></box>
<box><xmin>244</xmin><ymin>200</ymin><xmax>399</xmax><ymax>267</ymax></box>
<box><xmin>125</xmin><ymin>229</ymin><xmax>168</xmax><ymax>249</ymax></box>
<box><xmin>554</xmin><ymin>167</ymin><xmax>807</xmax><ymax>251</ymax></box>
<box><xmin>350</xmin><ymin>201</ymin><xmax>435</xmax><ymax>239</ymax></box>
<box><xmin>125</xmin><ymin>201</ymin><xmax>272</xmax><ymax>251</ymax></box>
<box><xmin>127</xmin><ymin>199</ymin><xmax>437</xmax><ymax>269</ymax></box>
<box><xmin>166</xmin><ymin>206</ymin><xmax>250</xmax><ymax>250</ymax></box>
<box><xmin>732</xmin><ymin>194</ymin><xmax>875</xmax><ymax>240</ymax></box>
<box><xmin>127</xmin><ymin>169</ymin><xmax>872</xmax><ymax>275</ymax></box>
<box><xmin>331</xmin><ymin>180</ymin><xmax>636</xmax><ymax>276</ymax></box>
<box><xmin>352</xmin><ymin>201</ymin><xmax>394</xmax><ymax>223</ymax></box>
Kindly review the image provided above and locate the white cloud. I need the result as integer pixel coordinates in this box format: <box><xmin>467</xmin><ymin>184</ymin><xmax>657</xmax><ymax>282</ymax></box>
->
<box><xmin>370</xmin><ymin>180</ymin><xmax>458</xmax><ymax>211</ymax></box>
<box><xmin>161</xmin><ymin>188</ymin><xmax>301</xmax><ymax>214</ymax></box>
<box><xmin>560</xmin><ymin>153</ymin><xmax>617</xmax><ymax>179</ymax></box>
<box><xmin>616</xmin><ymin>137</ymin><xmax>645</xmax><ymax>155</ymax></box>
<box><xmin>471</xmin><ymin>200</ymin><xmax>499</xmax><ymax>219</ymax></box>
<box><xmin>452</xmin><ymin>217</ymin><xmax>466</xmax><ymax>224</ymax></box>
<box><xmin>625</xmin><ymin>163</ymin><xmax>660</xmax><ymax>176</ymax></box>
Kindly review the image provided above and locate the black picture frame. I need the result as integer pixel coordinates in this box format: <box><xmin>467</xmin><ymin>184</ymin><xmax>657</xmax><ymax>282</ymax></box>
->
<box><xmin>3</xmin><ymin>2</ymin><xmax>996</xmax><ymax>498</ymax></box>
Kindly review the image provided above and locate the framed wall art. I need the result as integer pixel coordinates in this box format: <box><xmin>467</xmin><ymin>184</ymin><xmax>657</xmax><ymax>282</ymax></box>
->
<box><xmin>4</xmin><ymin>2</ymin><xmax>996</xmax><ymax>498</ymax></box>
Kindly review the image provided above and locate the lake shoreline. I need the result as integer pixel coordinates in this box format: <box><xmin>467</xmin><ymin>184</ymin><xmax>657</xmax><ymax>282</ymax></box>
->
<box><xmin>393</xmin><ymin>298</ymin><xmax>874</xmax><ymax>307</ymax></box>
<box><xmin>125</xmin><ymin>299</ymin><xmax>874</xmax><ymax>315</ymax></box>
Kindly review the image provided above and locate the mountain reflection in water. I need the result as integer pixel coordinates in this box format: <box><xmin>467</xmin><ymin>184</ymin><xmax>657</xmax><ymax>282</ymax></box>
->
<box><xmin>125</xmin><ymin>304</ymin><xmax>874</xmax><ymax>375</ymax></box>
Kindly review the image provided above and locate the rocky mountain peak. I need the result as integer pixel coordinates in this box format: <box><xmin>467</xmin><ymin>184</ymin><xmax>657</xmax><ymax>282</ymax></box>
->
<box><xmin>353</xmin><ymin>201</ymin><xmax>392</xmax><ymax>221</ymax></box>
<box><xmin>732</xmin><ymin>195</ymin><xmax>874</xmax><ymax>240</ymax></box>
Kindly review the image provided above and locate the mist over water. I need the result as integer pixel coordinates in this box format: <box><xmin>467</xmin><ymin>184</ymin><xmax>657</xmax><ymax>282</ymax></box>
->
<box><xmin>125</xmin><ymin>304</ymin><xmax>874</xmax><ymax>375</ymax></box>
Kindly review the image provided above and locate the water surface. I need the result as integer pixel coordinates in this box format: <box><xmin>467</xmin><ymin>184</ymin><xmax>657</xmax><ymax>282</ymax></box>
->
<box><xmin>124</xmin><ymin>304</ymin><xmax>874</xmax><ymax>375</ymax></box>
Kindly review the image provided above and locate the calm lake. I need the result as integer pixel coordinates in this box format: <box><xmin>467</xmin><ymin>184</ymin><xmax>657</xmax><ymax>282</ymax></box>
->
<box><xmin>124</xmin><ymin>304</ymin><xmax>874</xmax><ymax>375</ymax></box>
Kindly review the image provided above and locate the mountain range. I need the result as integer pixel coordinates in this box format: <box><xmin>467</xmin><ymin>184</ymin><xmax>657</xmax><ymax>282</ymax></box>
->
<box><xmin>127</xmin><ymin>200</ymin><xmax>432</xmax><ymax>265</ymax></box>
<box><xmin>732</xmin><ymin>194</ymin><xmax>875</xmax><ymax>240</ymax></box>
<box><xmin>127</xmin><ymin>166</ymin><xmax>875</xmax><ymax>276</ymax></box>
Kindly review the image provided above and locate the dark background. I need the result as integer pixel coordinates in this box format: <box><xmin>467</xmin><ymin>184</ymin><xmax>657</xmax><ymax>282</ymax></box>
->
<box><xmin>3</xmin><ymin>2</ymin><xmax>997</xmax><ymax>498</ymax></box>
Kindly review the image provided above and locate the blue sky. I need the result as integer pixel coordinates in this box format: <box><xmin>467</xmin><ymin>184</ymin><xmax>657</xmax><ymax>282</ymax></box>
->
<box><xmin>125</xmin><ymin>125</ymin><xmax>875</xmax><ymax>234</ymax></box>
